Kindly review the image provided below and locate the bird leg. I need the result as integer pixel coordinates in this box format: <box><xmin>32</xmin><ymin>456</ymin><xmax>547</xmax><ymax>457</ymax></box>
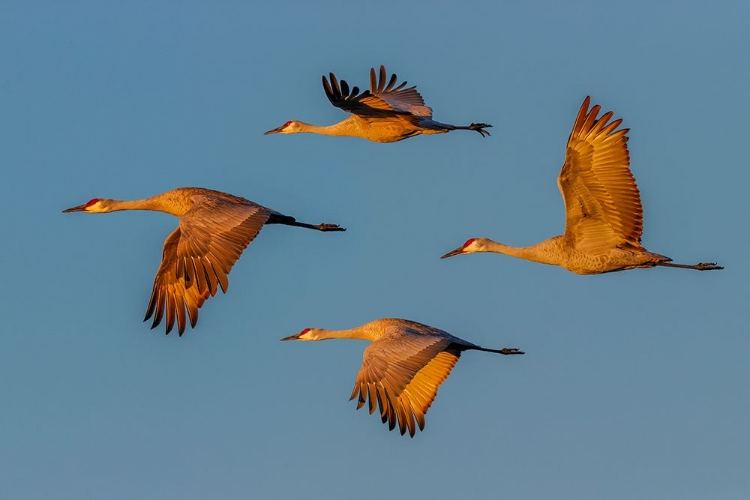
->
<box><xmin>474</xmin><ymin>346</ymin><xmax>525</xmax><ymax>355</ymax></box>
<box><xmin>284</xmin><ymin>220</ymin><xmax>346</xmax><ymax>232</ymax></box>
<box><xmin>453</xmin><ymin>123</ymin><xmax>492</xmax><ymax>137</ymax></box>
<box><xmin>655</xmin><ymin>261</ymin><xmax>724</xmax><ymax>271</ymax></box>
<box><xmin>314</xmin><ymin>223</ymin><xmax>346</xmax><ymax>232</ymax></box>
<box><xmin>267</xmin><ymin>213</ymin><xmax>346</xmax><ymax>232</ymax></box>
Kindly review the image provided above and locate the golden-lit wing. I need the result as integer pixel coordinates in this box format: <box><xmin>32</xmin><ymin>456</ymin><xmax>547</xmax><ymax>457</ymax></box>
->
<box><xmin>350</xmin><ymin>327</ymin><xmax>460</xmax><ymax>437</ymax></box>
<box><xmin>558</xmin><ymin>96</ymin><xmax>643</xmax><ymax>253</ymax></box>
<box><xmin>143</xmin><ymin>228</ymin><xmax>211</xmax><ymax>335</ymax></box>
<box><xmin>144</xmin><ymin>196</ymin><xmax>270</xmax><ymax>335</ymax></box>
<box><xmin>322</xmin><ymin>65</ymin><xmax>432</xmax><ymax>118</ymax></box>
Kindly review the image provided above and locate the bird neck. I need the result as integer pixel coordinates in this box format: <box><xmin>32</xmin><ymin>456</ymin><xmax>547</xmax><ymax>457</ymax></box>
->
<box><xmin>295</xmin><ymin>119</ymin><xmax>358</xmax><ymax>137</ymax></box>
<box><xmin>102</xmin><ymin>195</ymin><xmax>188</xmax><ymax>216</ymax></box>
<box><xmin>479</xmin><ymin>238</ymin><xmax>566</xmax><ymax>267</ymax></box>
<box><xmin>104</xmin><ymin>198</ymin><xmax>156</xmax><ymax>212</ymax></box>
<box><xmin>314</xmin><ymin>327</ymin><xmax>378</xmax><ymax>342</ymax></box>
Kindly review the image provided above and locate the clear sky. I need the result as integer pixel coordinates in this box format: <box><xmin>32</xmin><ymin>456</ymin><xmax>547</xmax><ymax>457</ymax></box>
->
<box><xmin>1</xmin><ymin>1</ymin><xmax>748</xmax><ymax>499</ymax></box>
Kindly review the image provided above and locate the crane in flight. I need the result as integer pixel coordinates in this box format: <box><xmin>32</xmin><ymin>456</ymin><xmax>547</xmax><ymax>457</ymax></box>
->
<box><xmin>64</xmin><ymin>187</ymin><xmax>345</xmax><ymax>335</ymax></box>
<box><xmin>441</xmin><ymin>97</ymin><xmax>723</xmax><ymax>274</ymax></box>
<box><xmin>281</xmin><ymin>318</ymin><xmax>523</xmax><ymax>437</ymax></box>
<box><xmin>265</xmin><ymin>65</ymin><xmax>492</xmax><ymax>143</ymax></box>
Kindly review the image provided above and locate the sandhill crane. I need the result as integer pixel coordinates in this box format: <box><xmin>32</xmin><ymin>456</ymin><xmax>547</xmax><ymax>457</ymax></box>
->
<box><xmin>441</xmin><ymin>97</ymin><xmax>723</xmax><ymax>274</ymax></box>
<box><xmin>264</xmin><ymin>65</ymin><xmax>492</xmax><ymax>143</ymax></box>
<box><xmin>63</xmin><ymin>187</ymin><xmax>345</xmax><ymax>335</ymax></box>
<box><xmin>281</xmin><ymin>318</ymin><xmax>524</xmax><ymax>437</ymax></box>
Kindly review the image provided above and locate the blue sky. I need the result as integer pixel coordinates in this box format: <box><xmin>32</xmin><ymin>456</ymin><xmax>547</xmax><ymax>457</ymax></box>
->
<box><xmin>1</xmin><ymin>1</ymin><xmax>748</xmax><ymax>499</ymax></box>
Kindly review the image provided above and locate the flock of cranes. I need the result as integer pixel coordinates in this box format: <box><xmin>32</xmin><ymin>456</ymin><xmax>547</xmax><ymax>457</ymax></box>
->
<box><xmin>64</xmin><ymin>65</ymin><xmax>723</xmax><ymax>437</ymax></box>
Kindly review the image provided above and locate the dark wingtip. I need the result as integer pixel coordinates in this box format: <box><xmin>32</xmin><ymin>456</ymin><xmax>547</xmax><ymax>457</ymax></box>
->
<box><xmin>151</xmin><ymin>315</ymin><xmax>163</xmax><ymax>332</ymax></box>
<box><xmin>378</xmin><ymin>65</ymin><xmax>387</xmax><ymax>93</ymax></box>
<box><xmin>329</xmin><ymin>72</ymin><xmax>341</xmax><ymax>97</ymax></box>
<box><xmin>370</xmin><ymin>67</ymin><xmax>377</xmax><ymax>92</ymax></box>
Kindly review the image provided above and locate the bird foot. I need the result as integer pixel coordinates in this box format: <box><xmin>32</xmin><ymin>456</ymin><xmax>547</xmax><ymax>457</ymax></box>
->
<box><xmin>469</xmin><ymin>123</ymin><xmax>492</xmax><ymax>137</ymax></box>
<box><xmin>500</xmin><ymin>348</ymin><xmax>524</xmax><ymax>355</ymax></box>
<box><xmin>317</xmin><ymin>223</ymin><xmax>346</xmax><ymax>232</ymax></box>
<box><xmin>696</xmin><ymin>262</ymin><xmax>723</xmax><ymax>271</ymax></box>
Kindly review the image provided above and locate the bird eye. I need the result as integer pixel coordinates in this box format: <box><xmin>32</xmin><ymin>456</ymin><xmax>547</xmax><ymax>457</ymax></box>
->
<box><xmin>85</xmin><ymin>198</ymin><xmax>100</xmax><ymax>207</ymax></box>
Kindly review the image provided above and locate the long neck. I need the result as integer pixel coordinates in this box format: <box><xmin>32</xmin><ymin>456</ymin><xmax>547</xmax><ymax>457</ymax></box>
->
<box><xmin>480</xmin><ymin>238</ymin><xmax>566</xmax><ymax>267</ymax></box>
<box><xmin>106</xmin><ymin>199</ymin><xmax>156</xmax><ymax>211</ymax></box>
<box><xmin>315</xmin><ymin>326</ymin><xmax>378</xmax><ymax>342</ymax></box>
<box><xmin>295</xmin><ymin>119</ymin><xmax>359</xmax><ymax>137</ymax></box>
<box><xmin>104</xmin><ymin>193</ymin><xmax>189</xmax><ymax>216</ymax></box>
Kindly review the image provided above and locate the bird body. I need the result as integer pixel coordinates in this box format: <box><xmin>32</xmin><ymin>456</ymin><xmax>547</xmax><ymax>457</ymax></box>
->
<box><xmin>64</xmin><ymin>187</ymin><xmax>345</xmax><ymax>335</ymax></box>
<box><xmin>276</xmin><ymin>115</ymin><xmax>458</xmax><ymax>143</ymax></box>
<box><xmin>281</xmin><ymin>318</ymin><xmax>523</xmax><ymax>437</ymax></box>
<box><xmin>441</xmin><ymin>97</ymin><xmax>723</xmax><ymax>274</ymax></box>
<box><xmin>459</xmin><ymin>235</ymin><xmax>672</xmax><ymax>275</ymax></box>
<box><xmin>265</xmin><ymin>65</ymin><xmax>492</xmax><ymax>143</ymax></box>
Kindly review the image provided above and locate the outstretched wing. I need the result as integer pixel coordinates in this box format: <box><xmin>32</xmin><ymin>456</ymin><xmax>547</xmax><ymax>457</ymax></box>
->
<box><xmin>350</xmin><ymin>326</ymin><xmax>460</xmax><ymax>437</ymax></box>
<box><xmin>144</xmin><ymin>196</ymin><xmax>270</xmax><ymax>335</ymax></box>
<box><xmin>322</xmin><ymin>65</ymin><xmax>433</xmax><ymax>118</ymax></box>
<box><xmin>558</xmin><ymin>96</ymin><xmax>643</xmax><ymax>254</ymax></box>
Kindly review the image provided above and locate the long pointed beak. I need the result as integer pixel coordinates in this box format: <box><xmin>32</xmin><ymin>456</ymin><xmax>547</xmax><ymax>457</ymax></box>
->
<box><xmin>440</xmin><ymin>246</ymin><xmax>466</xmax><ymax>259</ymax></box>
<box><xmin>264</xmin><ymin>125</ymin><xmax>284</xmax><ymax>135</ymax></box>
<box><xmin>280</xmin><ymin>333</ymin><xmax>301</xmax><ymax>341</ymax></box>
<box><xmin>63</xmin><ymin>204</ymin><xmax>88</xmax><ymax>213</ymax></box>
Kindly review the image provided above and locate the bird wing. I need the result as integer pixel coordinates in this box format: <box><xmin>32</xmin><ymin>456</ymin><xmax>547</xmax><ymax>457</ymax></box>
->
<box><xmin>350</xmin><ymin>326</ymin><xmax>460</xmax><ymax>437</ymax></box>
<box><xmin>322</xmin><ymin>65</ymin><xmax>433</xmax><ymax>119</ymax></box>
<box><xmin>558</xmin><ymin>96</ymin><xmax>644</xmax><ymax>254</ymax></box>
<box><xmin>144</xmin><ymin>196</ymin><xmax>270</xmax><ymax>335</ymax></box>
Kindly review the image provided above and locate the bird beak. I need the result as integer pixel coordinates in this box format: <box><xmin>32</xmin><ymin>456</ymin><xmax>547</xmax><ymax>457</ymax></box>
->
<box><xmin>62</xmin><ymin>204</ymin><xmax>88</xmax><ymax>213</ymax></box>
<box><xmin>280</xmin><ymin>333</ymin><xmax>301</xmax><ymax>341</ymax></box>
<box><xmin>264</xmin><ymin>125</ymin><xmax>284</xmax><ymax>135</ymax></box>
<box><xmin>440</xmin><ymin>246</ymin><xmax>466</xmax><ymax>259</ymax></box>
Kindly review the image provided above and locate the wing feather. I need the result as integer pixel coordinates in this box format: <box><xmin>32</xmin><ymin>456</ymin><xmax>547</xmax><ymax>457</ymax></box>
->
<box><xmin>350</xmin><ymin>327</ymin><xmax>461</xmax><ymax>437</ymax></box>
<box><xmin>322</xmin><ymin>65</ymin><xmax>433</xmax><ymax>118</ymax></box>
<box><xmin>558</xmin><ymin>97</ymin><xmax>643</xmax><ymax>253</ymax></box>
<box><xmin>144</xmin><ymin>196</ymin><xmax>270</xmax><ymax>335</ymax></box>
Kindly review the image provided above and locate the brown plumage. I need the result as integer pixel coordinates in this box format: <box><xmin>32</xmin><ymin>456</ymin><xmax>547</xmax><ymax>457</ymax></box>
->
<box><xmin>281</xmin><ymin>318</ymin><xmax>524</xmax><ymax>437</ymax></box>
<box><xmin>441</xmin><ymin>97</ymin><xmax>723</xmax><ymax>274</ymax></box>
<box><xmin>63</xmin><ymin>187</ymin><xmax>345</xmax><ymax>335</ymax></box>
<box><xmin>265</xmin><ymin>65</ymin><xmax>492</xmax><ymax>143</ymax></box>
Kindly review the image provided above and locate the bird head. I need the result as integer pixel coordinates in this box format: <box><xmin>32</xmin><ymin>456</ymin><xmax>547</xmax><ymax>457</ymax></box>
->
<box><xmin>264</xmin><ymin>120</ymin><xmax>302</xmax><ymax>135</ymax></box>
<box><xmin>440</xmin><ymin>238</ymin><xmax>487</xmax><ymax>259</ymax></box>
<box><xmin>280</xmin><ymin>327</ymin><xmax>321</xmax><ymax>341</ymax></box>
<box><xmin>62</xmin><ymin>198</ymin><xmax>113</xmax><ymax>214</ymax></box>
